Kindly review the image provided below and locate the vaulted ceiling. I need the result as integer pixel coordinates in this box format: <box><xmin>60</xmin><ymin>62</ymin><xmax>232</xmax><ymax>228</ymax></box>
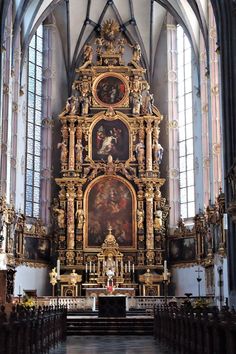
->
<box><xmin>0</xmin><ymin>0</ymin><xmax>209</xmax><ymax>86</ymax></box>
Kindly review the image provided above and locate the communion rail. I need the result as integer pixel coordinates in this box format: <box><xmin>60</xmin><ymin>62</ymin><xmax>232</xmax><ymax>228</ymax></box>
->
<box><xmin>33</xmin><ymin>296</ymin><xmax>214</xmax><ymax>314</ymax></box>
<box><xmin>0</xmin><ymin>304</ymin><xmax>66</xmax><ymax>354</ymax></box>
<box><xmin>154</xmin><ymin>304</ymin><xmax>236</xmax><ymax>354</ymax></box>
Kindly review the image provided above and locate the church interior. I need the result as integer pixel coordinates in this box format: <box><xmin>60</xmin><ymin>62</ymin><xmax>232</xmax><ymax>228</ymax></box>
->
<box><xmin>0</xmin><ymin>0</ymin><xmax>236</xmax><ymax>352</ymax></box>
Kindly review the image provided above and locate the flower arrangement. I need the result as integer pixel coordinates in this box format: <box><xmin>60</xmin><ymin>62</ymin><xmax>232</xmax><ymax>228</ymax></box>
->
<box><xmin>22</xmin><ymin>296</ymin><xmax>36</xmax><ymax>308</ymax></box>
<box><xmin>107</xmin><ymin>285</ymin><xmax>113</xmax><ymax>294</ymax></box>
<box><xmin>193</xmin><ymin>298</ymin><xmax>208</xmax><ymax>309</ymax></box>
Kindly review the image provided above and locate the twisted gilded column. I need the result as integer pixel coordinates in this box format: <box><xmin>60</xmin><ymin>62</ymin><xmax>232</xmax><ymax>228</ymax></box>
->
<box><xmin>68</xmin><ymin>120</ymin><xmax>75</xmax><ymax>170</ymax></box>
<box><xmin>67</xmin><ymin>184</ymin><xmax>75</xmax><ymax>249</ymax></box>
<box><xmin>145</xmin><ymin>120</ymin><xmax>153</xmax><ymax>173</ymax></box>
<box><xmin>145</xmin><ymin>182</ymin><xmax>154</xmax><ymax>264</ymax></box>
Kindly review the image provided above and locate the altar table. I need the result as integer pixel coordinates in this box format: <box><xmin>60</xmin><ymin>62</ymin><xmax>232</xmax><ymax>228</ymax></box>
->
<box><xmin>98</xmin><ymin>296</ymin><xmax>126</xmax><ymax>317</ymax></box>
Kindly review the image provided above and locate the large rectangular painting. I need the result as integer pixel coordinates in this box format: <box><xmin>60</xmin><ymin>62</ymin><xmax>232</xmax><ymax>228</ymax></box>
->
<box><xmin>169</xmin><ymin>237</ymin><xmax>196</xmax><ymax>263</ymax></box>
<box><xmin>92</xmin><ymin>119</ymin><xmax>129</xmax><ymax>161</ymax></box>
<box><xmin>24</xmin><ymin>237</ymin><xmax>50</xmax><ymax>262</ymax></box>
<box><xmin>85</xmin><ymin>176</ymin><xmax>135</xmax><ymax>249</ymax></box>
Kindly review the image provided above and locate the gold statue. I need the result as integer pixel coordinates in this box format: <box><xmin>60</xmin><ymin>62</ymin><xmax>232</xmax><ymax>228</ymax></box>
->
<box><xmin>83</xmin><ymin>43</ymin><xmax>93</xmax><ymax>63</ymax></box>
<box><xmin>76</xmin><ymin>208</ymin><xmax>84</xmax><ymax>229</ymax></box>
<box><xmin>53</xmin><ymin>205</ymin><xmax>65</xmax><ymax>228</ymax></box>
<box><xmin>137</xmin><ymin>209</ymin><xmax>144</xmax><ymax>229</ymax></box>
<box><xmin>57</xmin><ymin>141</ymin><xmax>68</xmax><ymax>164</ymax></box>
<box><xmin>154</xmin><ymin>210</ymin><xmax>163</xmax><ymax>230</ymax></box>
<box><xmin>131</xmin><ymin>42</ymin><xmax>141</xmax><ymax>62</ymax></box>
<box><xmin>70</xmin><ymin>269</ymin><xmax>78</xmax><ymax>286</ymax></box>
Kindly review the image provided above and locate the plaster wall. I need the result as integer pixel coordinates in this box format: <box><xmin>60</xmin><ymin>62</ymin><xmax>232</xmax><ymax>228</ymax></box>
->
<box><xmin>14</xmin><ymin>265</ymin><xmax>51</xmax><ymax>296</ymax></box>
<box><xmin>171</xmin><ymin>265</ymin><xmax>206</xmax><ymax>297</ymax></box>
<box><xmin>152</xmin><ymin>20</ymin><xmax>168</xmax><ymax>197</ymax></box>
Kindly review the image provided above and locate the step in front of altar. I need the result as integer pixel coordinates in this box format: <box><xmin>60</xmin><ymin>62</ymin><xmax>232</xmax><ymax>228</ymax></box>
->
<box><xmin>67</xmin><ymin>316</ymin><xmax>154</xmax><ymax>335</ymax></box>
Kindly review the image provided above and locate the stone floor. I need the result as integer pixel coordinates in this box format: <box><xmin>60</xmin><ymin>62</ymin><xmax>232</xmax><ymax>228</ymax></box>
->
<box><xmin>49</xmin><ymin>336</ymin><xmax>173</xmax><ymax>354</ymax></box>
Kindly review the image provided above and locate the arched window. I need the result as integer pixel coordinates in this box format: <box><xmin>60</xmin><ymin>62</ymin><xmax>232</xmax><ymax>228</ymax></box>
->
<box><xmin>177</xmin><ymin>25</ymin><xmax>195</xmax><ymax>219</ymax></box>
<box><xmin>25</xmin><ymin>25</ymin><xmax>43</xmax><ymax>218</ymax></box>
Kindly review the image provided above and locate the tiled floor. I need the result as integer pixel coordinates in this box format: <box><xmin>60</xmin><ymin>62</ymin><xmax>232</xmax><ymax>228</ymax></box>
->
<box><xmin>49</xmin><ymin>336</ymin><xmax>173</xmax><ymax>354</ymax></box>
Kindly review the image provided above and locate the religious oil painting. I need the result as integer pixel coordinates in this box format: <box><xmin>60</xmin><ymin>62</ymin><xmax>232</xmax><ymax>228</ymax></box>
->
<box><xmin>92</xmin><ymin>119</ymin><xmax>129</xmax><ymax>161</ymax></box>
<box><xmin>93</xmin><ymin>73</ymin><xmax>128</xmax><ymax>107</ymax></box>
<box><xmin>86</xmin><ymin>177</ymin><xmax>135</xmax><ymax>248</ymax></box>
<box><xmin>24</xmin><ymin>237</ymin><xmax>50</xmax><ymax>261</ymax></box>
<box><xmin>169</xmin><ymin>237</ymin><xmax>196</xmax><ymax>263</ymax></box>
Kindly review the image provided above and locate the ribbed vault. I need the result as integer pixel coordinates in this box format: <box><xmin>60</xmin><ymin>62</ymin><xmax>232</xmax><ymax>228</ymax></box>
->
<box><xmin>0</xmin><ymin>0</ymin><xmax>210</xmax><ymax>88</ymax></box>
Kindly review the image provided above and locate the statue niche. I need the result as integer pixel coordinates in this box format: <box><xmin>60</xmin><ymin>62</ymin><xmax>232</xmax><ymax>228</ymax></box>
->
<box><xmin>85</xmin><ymin>176</ymin><xmax>136</xmax><ymax>249</ymax></box>
<box><xmin>92</xmin><ymin>118</ymin><xmax>129</xmax><ymax>161</ymax></box>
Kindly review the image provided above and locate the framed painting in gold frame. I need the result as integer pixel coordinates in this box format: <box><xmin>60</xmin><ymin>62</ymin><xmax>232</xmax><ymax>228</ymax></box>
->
<box><xmin>84</xmin><ymin>175</ymin><xmax>137</xmax><ymax>251</ymax></box>
<box><xmin>92</xmin><ymin>73</ymin><xmax>129</xmax><ymax>107</ymax></box>
<box><xmin>91</xmin><ymin>118</ymin><xmax>130</xmax><ymax>161</ymax></box>
<box><xmin>61</xmin><ymin>285</ymin><xmax>78</xmax><ymax>297</ymax></box>
<box><xmin>168</xmin><ymin>237</ymin><xmax>196</xmax><ymax>263</ymax></box>
<box><xmin>23</xmin><ymin>236</ymin><xmax>50</xmax><ymax>262</ymax></box>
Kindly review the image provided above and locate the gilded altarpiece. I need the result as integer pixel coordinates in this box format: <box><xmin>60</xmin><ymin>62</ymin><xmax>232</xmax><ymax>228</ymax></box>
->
<box><xmin>53</xmin><ymin>20</ymin><xmax>168</xmax><ymax>293</ymax></box>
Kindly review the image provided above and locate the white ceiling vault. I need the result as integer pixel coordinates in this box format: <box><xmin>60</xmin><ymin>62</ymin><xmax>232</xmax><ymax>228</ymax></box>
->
<box><xmin>0</xmin><ymin>0</ymin><xmax>209</xmax><ymax>88</ymax></box>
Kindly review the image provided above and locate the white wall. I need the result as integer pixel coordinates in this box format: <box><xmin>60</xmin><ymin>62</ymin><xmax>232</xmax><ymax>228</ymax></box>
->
<box><xmin>171</xmin><ymin>265</ymin><xmax>206</xmax><ymax>297</ymax></box>
<box><xmin>14</xmin><ymin>265</ymin><xmax>51</xmax><ymax>296</ymax></box>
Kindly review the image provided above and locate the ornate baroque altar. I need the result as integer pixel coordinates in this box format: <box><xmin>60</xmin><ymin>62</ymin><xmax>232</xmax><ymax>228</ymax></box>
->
<box><xmin>53</xmin><ymin>19</ymin><xmax>169</xmax><ymax>296</ymax></box>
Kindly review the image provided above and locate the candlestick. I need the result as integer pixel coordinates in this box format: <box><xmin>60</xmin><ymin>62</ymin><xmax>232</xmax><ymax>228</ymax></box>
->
<box><xmin>89</xmin><ymin>261</ymin><xmax>92</xmax><ymax>273</ymax></box>
<box><xmin>85</xmin><ymin>263</ymin><xmax>88</xmax><ymax>273</ymax></box>
<box><xmin>223</xmin><ymin>213</ymin><xmax>228</xmax><ymax>230</ymax></box>
<box><xmin>57</xmin><ymin>259</ymin><xmax>61</xmax><ymax>280</ymax></box>
<box><xmin>132</xmin><ymin>264</ymin><xmax>135</xmax><ymax>273</ymax></box>
<box><xmin>128</xmin><ymin>261</ymin><xmax>131</xmax><ymax>273</ymax></box>
<box><xmin>164</xmin><ymin>260</ymin><xmax>167</xmax><ymax>273</ymax></box>
<box><xmin>93</xmin><ymin>263</ymin><xmax>95</xmax><ymax>273</ymax></box>
<box><xmin>125</xmin><ymin>263</ymin><xmax>127</xmax><ymax>273</ymax></box>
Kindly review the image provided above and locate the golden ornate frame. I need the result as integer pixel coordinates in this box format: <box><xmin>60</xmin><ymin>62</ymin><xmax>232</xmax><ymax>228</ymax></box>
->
<box><xmin>88</xmin><ymin>112</ymin><xmax>133</xmax><ymax>161</ymax></box>
<box><xmin>92</xmin><ymin>72</ymin><xmax>129</xmax><ymax>108</ymax></box>
<box><xmin>168</xmin><ymin>235</ymin><xmax>197</xmax><ymax>264</ymax></box>
<box><xmin>84</xmin><ymin>175</ymin><xmax>137</xmax><ymax>252</ymax></box>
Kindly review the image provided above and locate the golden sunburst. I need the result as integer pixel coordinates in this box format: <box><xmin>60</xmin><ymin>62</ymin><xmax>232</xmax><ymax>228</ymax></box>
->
<box><xmin>101</xmin><ymin>19</ymin><xmax>120</xmax><ymax>49</ymax></box>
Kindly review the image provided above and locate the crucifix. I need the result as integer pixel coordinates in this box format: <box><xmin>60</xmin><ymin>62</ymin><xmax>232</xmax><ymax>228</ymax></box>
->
<box><xmin>195</xmin><ymin>267</ymin><xmax>203</xmax><ymax>297</ymax></box>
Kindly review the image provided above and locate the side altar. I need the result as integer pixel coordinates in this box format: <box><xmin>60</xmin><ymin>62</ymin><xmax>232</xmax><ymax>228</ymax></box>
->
<box><xmin>52</xmin><ymin>19</ymin><xmax>170</xmax><ymax>297</ymax></box>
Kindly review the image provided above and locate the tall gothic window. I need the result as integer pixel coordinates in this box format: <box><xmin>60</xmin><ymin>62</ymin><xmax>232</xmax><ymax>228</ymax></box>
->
<box><xmin>177</xmin><ymin>25</ymin><xmax>195</xmax><ymax>219</ymax></box>
<box><xmin>25</xmin><ymin>25</ymin><xmax>43</xmax><ymax>218</ymax></box>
